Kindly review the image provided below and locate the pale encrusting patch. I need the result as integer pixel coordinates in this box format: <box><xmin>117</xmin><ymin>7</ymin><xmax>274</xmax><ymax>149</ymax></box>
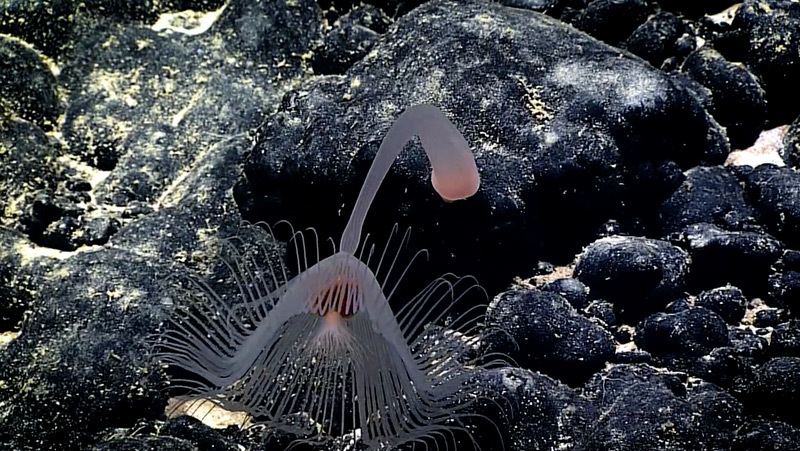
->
<box><xmin>724</xmin><ymin>125</ymin><xmax>788</xmax><ymax>168</ymax></box>
<box><xmin>153</xmin><ymin>105</ymin><xmax>503</xmax><ymax>450</ymax></box>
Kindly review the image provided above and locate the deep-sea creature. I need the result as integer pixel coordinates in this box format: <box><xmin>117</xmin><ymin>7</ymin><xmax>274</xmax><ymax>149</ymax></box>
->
<box><xmin>155</xmin><ymin>105</ymin><xmax>498</xmax><ymax>450</ymax></box>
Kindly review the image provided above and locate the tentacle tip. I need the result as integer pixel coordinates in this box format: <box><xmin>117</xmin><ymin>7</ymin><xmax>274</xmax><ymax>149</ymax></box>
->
<box><xmin>431</xmin><ymin>167</ymin><xmax>481</xmax><ymax>202</ymax></box>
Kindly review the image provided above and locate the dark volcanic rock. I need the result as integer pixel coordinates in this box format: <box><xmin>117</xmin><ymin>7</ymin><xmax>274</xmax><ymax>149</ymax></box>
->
<box><xmin>475</xmin><ymin>367</ymin><xmax>596</xmax><ymax>451</ymax></box>
<box><xmin>778</xmin><ymin>249</ymin><xmax>800</xmax><ymax>271</ymax></box>
<box><xmin>623</xmin><ymin>158</ymin><xmax>687</xmax><ymax>225</ymax></box>
<box><xmin>161</xmin><ymin>0</ymin><xmax>227</xmax><ymax>11</ymax></box>
<box><xmin>656</xmin><ymin>0</ymin><xmax>739</xmax><ymax>19</ymax></box>
<box><xmin>575</xmin><ymin>0</ymin><xmax>651</xmax><ymax>46</ymax></box>
<box><xmin>150</xmin><ymin>416</ymin><xmax>251</xmax><ymax>451</ymax></box>
<box><xmin>60</xmin><ymin>0</ymin><xmax>316</xmax><ymax>204</ymax></box>
<box><xmin>679</xmin><ymin>223</ymin><xmax>783</xmax><ymax>295</ymax></box>
<box><xmin>732</xmin><ymin>0</ymin><xmax>800</xmax><ymax>124</ymax></box>
<box><xmin>582</xmin><ymin>364</ymin><xmax>742</xmax><ymax>450</ymax></box>
<box><xmin>20</xmin><ymin>189</ymin><xmax>123</xmax><ymax>251</ymax></box>
<box><xmin>743</xmin><ymin>165</ymin><xmax>800</xmax><ymax>247</ymax></box>
<box><xmin>29</xmin><ymin>189</ymin><xmax>83</xmax><ymax>224</ymax></box>
<box><xmin>542</xmin><ymin>277</ymin><xmax>590</xmax><ymax>309</ymax></box>
<box><xmin>767</xmin><ymin>270</ymin><xmax>800</xmax><ymax>310</ymax></box>
<box><xmin>80</xmin><ymin>215</ymin><xmax>120</xmax><ymax>245</ymax></box>
<box><xmin>681</xmin><ymin>47</ymin><xmax>767</xmax><ymax>149</ymax></box>
<box><xmin>735</xmin><ymin>356</ymin><xmax>800</xmax><ymax>427</ymax></box>
<box><xmin>0</xmin><ymin>0</ymin><xmax>76</xmax><ymax>54</ymax></box>
<box><xmin>696</xmin><ymin>285</ymin><xmax>747</xmax><ymax>324</ymax></box>
<box><xmin>498</xmin><ymin>0</ymin><xmax>561</xmax><ymax>13</ymax></box>
<box><xmin>728</xmin><ymin>327</ymin><xmax>768</xmax><ymax>360</ymax></box>
<box><xmin>687</xmin><ymin>381</ymin><xmax>744</xmax><ymax>449</ymax></box>
<box><xmin>0</xmin><ymin>245</ymin><xmax>169</xmax><ymax>449</ymax></box>
<box><xmin>0</xmin><ymin>229</ymin><xmax>38</xmax><ymax>331</ymax></box>
<box><xmin>0</xmin><ymin>120</ymin><xmax>65</xmax><ymax>221</ymax></box>
<box><xmin>575</xmin><ymin>236</ymin><xmax>691</xmax><ymax>320</ymax></box>
<box><xmin>613</xmin><ymin>350</ymin><xmax>652</xmax><ymax>364</ymax></box>
<box><xmin>0</xmin><ymin>34</ymin><xmax>62</xmax><ymax>129</ymax></box>
<box><xmin>665</xmin><ymin>297</ymin><xmax>692</xmax><ymax>313</ymax></box>
<box><xmin>732</xmin><ymin>419</ymin><xmax>800</xmax><ymax>450</ymax></box>
<box><xmin>784</xmin><ymin>115</ymin><xmax>800</xmax><ymax>167</ymax></box>
<box><xmin>754</xmin><ymin>308</ymin><xmax>781</xmax><ymax>327</ymax></box>
<box><xmin>635</xmin><ymin>307</ymin><xmax>729</xmax><ymax>359</ymax></box>
<box><xmin>696</xmin><ymin>346</ymin><xmax>748</xmax><ymax>387</ymax></box>
<box><xmin>0</xmin><ymin>0</ymin><xmax>312</xmax><ymax>449</ymax></box>
<box><xmin>1</xmin><ymin>136</ymin><xmax>281</xmax><ymax>450</ymax></box>
<box><xmin>0</xmin><ymin>230</ymin><xmax>281</xmax><ymax>451</ymax></box>
<box><xmin>211</xmin><ymin>0</ymin><xmax>323</xmax><ymax>65</ymax></box>
<box><xmin>40</xmin><ymin>215</ymin><xmax>82</xmax><ymax>250</ymax></box>
<box><xmin>237</xmin><ymin>0</ymin><xmax>727</xmax><ymax>296</ymax></box>
<box><xmin>624</xmin><ymin>12</ymin><xmax>687</xmax><ymax>68</ymax></box>
<box><xmin>706</xmin><ymin>329</ymin><xmax>769</xmax><ymax>387</ymax></box>
<box><xmin>60</xmin><ymin>27</ymin><xmax>192</xmax><ymax>173</ymax></box>
<box><xmin>49</xmin><ymin>0</ymin><xmax>312</xmax><ymax>250</ymax></box>
<box><xmin>658</xmin><ymin>166</ymin><xmax>756</xmax><ymax>234</ymax></box>
<box><xmin>0</xmin><ymin>131</ymin><xmax>281</xmax><ymax>451</ymax></box>
<box><xmin>482</xmin><ymin>288</ymin><xmax>615</xmax><ymax>385</ymax></box>
<box><xmin>3</xmin><ymin>0</ymin><xmax>795</xmax><ymax>449</ymax></box>
<box><xmin>312</xmin><ymin>3</ymin><xmax>392</xmax><ymax>74</ymax></box>
<box><xmin>770</xmin><ymin>320</ymin><xmax>800</xmax><ymax>357</ymax></box>
<box><xmin>61</xmin><ymin>26</ymin><xmax>254</xmax><ymax>177</ymax></box>
<box><xmin>84</xmin><ymin>0</ymin><xmax>227</xmax><ymax>21</ymax></box>
<box><xmin>80</xmin><ymin>0</ymin><xmax>161</xmax><ymax>21</ymax></box>
<box><xmin>585</xmin><ymin>299</ymin><xmax>617</xmax><ymax>327</ymax></box>
<box><xmin>633</xmin><ymin>305</ymin><xmax>748</xmax><ymax>385</ymax></box>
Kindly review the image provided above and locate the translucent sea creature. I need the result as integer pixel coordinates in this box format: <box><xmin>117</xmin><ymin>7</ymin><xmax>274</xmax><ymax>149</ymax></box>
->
<box><xmin>154</xmin><ymin>105</ymin><xmax>500</xmax><ymax>450</ymax></box>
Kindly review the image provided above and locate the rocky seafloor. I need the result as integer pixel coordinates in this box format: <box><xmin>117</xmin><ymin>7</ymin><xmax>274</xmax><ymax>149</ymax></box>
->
<box><xmin>1</xmin><ymin>0</ymin><xmax>800</xmax><ymax>449</ymax></box>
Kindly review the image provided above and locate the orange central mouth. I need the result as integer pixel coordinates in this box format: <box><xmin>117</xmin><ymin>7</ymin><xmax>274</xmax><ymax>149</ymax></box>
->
<box><xmin>323</xmin><ymin>310</ymin><xmax>343</xmax><ymax>324</ymax></box>
<box><xmin>311</xmin><ymin>275</ymin><xmax>361</xmax><ymax>318</ymax></box>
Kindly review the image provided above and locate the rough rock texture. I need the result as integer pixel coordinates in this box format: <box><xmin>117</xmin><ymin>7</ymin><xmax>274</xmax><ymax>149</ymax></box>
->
<box><xmin>0</xmin><ymin>120</ymin><xmax>66</xmax><ymax>224</ymax></box>
<box><xmin>658</xmin><ymin>166</ymin><xmax>756</xmax><ymax>234</ymax></box>
<box><xmin>636</xmin><ymin>307</ymin><xmax>730</xmax><ymax>359</ymax></box>
<box><xmin>784</xmin><ymin>114</ymin><xmax>800</xmax><ymax>167</ymax></box>
<box><xmin>482</xmin><ymin>288</ymin><xmax>616</xmax><ymax>385</ymax></box>
<box><xmin>678</xmin><ymin>222</ymin><xmax>783</xmax><ymax>295</ymax></box>
<box><xmin>732</xmin><ymin>419</ymin><xmax>800</xmax><ymax>450</ymax></box>
<box><xmin>0</xmin><ymin>0</ymin><xmax>77</xmax><ymax>54</ymax></box>
<box><xmin>0</xmin><ymin>0</ymin><xmax>308</xmax><ymax>449</ymax></box>
<box><xmin>312</xmin><ymin>3</ymin><xmax>392</xmax><ymax>74</ymax></box>
<box><xmin>770</xmin><ymin>320</ymin><xmax>800</xmax><ymax>357</ymax></box>
<box><xmin>542</xmin><ymin>277</ymin><xmax>590</xmax><ymax>309</ymax></box>
<box><xmin>575</xmin><ymin>0</ymin><xmax>652</xmax><ymax>46</ymax></box>
<box><xmin>743</xmin><ymin>165</ymin><xmax>800</xmax><ymax>248</ymax></box>
<box><xmin>236</xmin><ymin>0</ymin><xmax>728</xmax><ymax>296</ymax></box>
<box><xmin>475</xmin><ymin>367</ymin><xmax>597</xmax><ymax>451</ymax></box>
<box><xmin>681</xmin><ymin>47</ymin><xmax>767</xmax><ymax>149</ymax></box>
<box><xmin>624</xmin><ymin>11</ymin><xmax>687</xmax><ymax>68</ymax></box>
<box><xmin>574</xmin><ymin>235</ymin><xmax>691</xmax><ymax>320</ymax></box>
<box><xmin>734</xmin><ymin>357</ymin><xmax>800</xmax><ymax>427</ymax></box>
<box><xmin>0</xmin><ymin>242</ymin><xmax>169</xmax><ymax>448</ymax></box>
<box><xmin>633</xmin><ymin>307</ymin><xmax>757</xmax><ymax>386</ymax></box>
<box><xmin>2</xmin><ymin>0</ymin><xmax>800</xmax><ymax>450</ymax></box>
<box><xmin>696</xmin><ymin>285</ymin><xmax>747</xmax><ymax>324</ymax></box>
<box><xmin>0</xmin><ymin>35</ymin><xmax>62</xmax><ymax>129</ymax></box>
<box><xmin>582</xmin><ymin>364</ymin><xmax>743</xmax><ymax>450</ymax></box>
<box><xmin>731</xmin><ymin>0</ymin><xmax>800</xmax><ymax>125</ymax></box>
<box><xmin>658</xmin><ymin>0</ymin><xmax>737</xmax><ymax>19</ymax></box>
